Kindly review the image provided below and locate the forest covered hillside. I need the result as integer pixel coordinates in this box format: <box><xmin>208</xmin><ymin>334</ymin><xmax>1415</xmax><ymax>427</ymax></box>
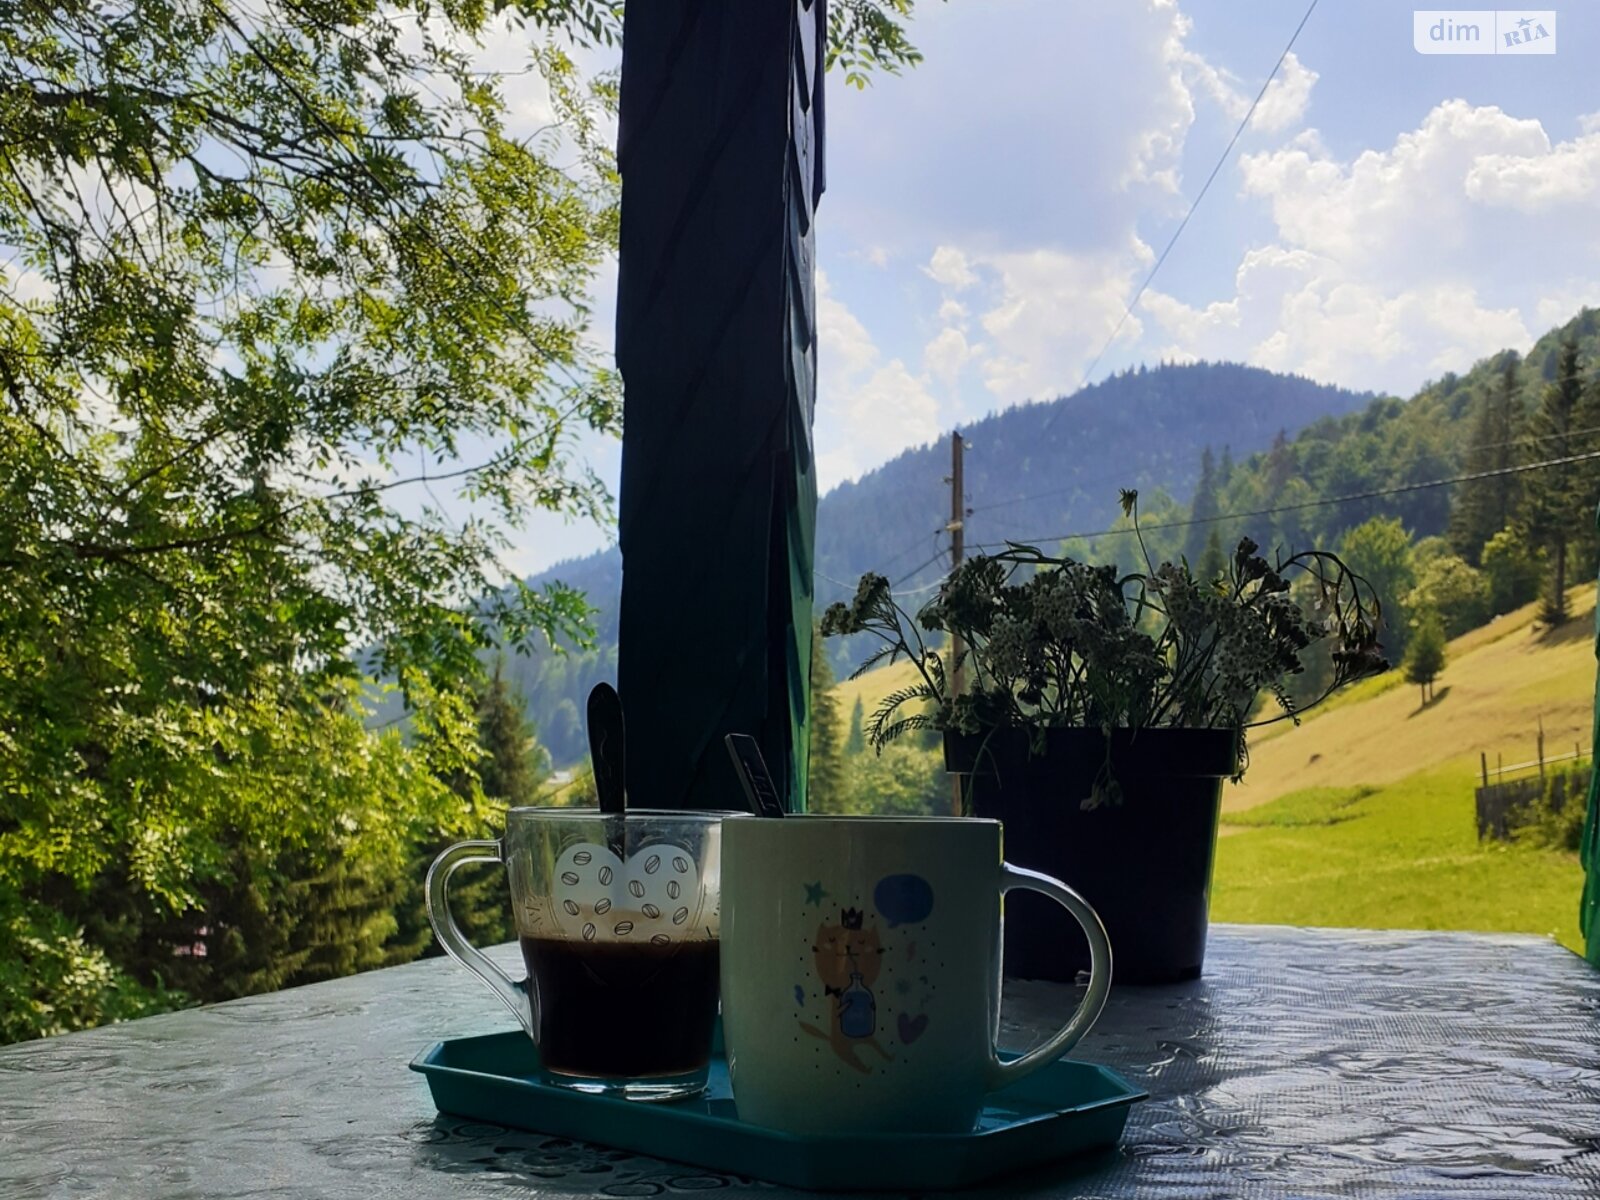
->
<box><xmin>510</xmin><ymin>361</ymin><xmax>1371</xmax><ymax>765</ymax></box>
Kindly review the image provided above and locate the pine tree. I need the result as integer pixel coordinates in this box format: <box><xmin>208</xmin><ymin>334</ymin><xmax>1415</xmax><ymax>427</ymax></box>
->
<box><xmin>1184</xmin><ymin>447</ymin><xmax>1220</xmax><ymax>563</ymax></box>
<box><xmin>808</xmin><ymin>629</ymin><xmax>847</xmax><ymax>811</ymax></box>
<box><xmin>1196</xmin><ymin>528</ymin><xmax>1227</xmax><ymax>584</ymax></box>
<box><xmin>1516</xmin><ymin>339</ymin><xmax>1597</xmax><ymax>623</ymax></box>
<box><xmin>1265</xmin><ymin>429</ymin><xmax>1294</xmax><ymax>495</ymax></box>
<box><xmin>476</xmin><ymin>661</ymin><xmax>548</xmax><ymax>807</ymax></box>
<box><xmin>845</xmin><ymin>697</ymin><xmax>867</xmax><ymax>755</ymax></box>
<box><xmin>1450</xmin><ymin>355</ymin><xmax>1522</xmax><ymax>564</ymax></box>
<box><xmin>1403</xmin><ymin>609</ymin><xmax>1447</xmax><ymax>706</ymax></box>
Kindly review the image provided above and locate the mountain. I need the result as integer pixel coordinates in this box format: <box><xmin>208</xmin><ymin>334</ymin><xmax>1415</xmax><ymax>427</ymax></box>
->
<box><xmin>509</xmin><ymin>361</ymin><xmax>1372</xmax><ymax>765</ymax></box>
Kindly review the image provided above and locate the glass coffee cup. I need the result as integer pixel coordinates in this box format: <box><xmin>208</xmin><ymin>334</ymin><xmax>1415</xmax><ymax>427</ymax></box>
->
<box><xmin>427</xmin><ymin>809</ymin><xmax>728</xmax><ymax>1101</ymax></box>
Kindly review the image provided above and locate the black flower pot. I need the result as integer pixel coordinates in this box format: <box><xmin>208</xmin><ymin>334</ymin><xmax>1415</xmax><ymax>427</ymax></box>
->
<box><xmin>945</xmin><ymin>727</ymin><xmax>1237</xmax><ymax>985</ymax></box>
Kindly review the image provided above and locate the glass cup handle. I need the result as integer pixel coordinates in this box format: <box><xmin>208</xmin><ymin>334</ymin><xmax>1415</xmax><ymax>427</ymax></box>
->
<box><xmin>425</xmin><ymin>839</ymin><xmax>531</xmax><ymax>1036</ymax></box>
<box><xmin>985</xmin><ymin>862</ymin><xmax>1113</xmax><ymax>1092</ymax></box>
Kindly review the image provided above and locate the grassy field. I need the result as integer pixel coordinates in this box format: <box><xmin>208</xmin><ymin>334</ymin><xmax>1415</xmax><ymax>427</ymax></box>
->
<box><xmin>1228</xmin><ymin>587</ymin><xmax>1595</xmax><ymax>810</ymax></box>
<box><xmin>1213</xmin><ymin>766</ymin><xmax>1585</xmax><ymax>951</ymax></box>
<box><xmin>835</xmin><ymin>586</ymin><xmax>1597</xmax><ymax>952</ymax></box>
<box><xmin>1212</xmin><ymin>587</ymin><xmax>1594</xmax><ymax>953</ymax></box>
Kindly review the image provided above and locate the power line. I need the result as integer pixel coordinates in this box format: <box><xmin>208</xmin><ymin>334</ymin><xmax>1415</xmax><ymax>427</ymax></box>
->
<box><xmin>967</xmin><ymin>464</ymin><xmax>1159</xmax><ymax>517</ymax></box>
<box><xmin>892</xmin><ymin>549</ymin><xmax>950</xmax><ymax>589</ymax></box>
<box><xmin>1044</xmin><ymin>0</ymin><xmax>1321</xmax><ymax>426</ymax></box>
<box><xmin>970</xmin><ymin>448</ymin><xmax>1600</xmax><ymax>552</ymax></box>
<box><xmin>966</xmin><ymin>422</ymin><xmax>1600</xmax><ymax>521</ymax></box>
<box><xmin>816</xmin><ymin>528</ymin><xmax>943</xmax><ymax>595</ymax></box>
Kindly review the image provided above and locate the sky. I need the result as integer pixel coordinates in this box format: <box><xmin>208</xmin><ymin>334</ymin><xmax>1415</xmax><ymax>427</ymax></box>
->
<box><xmin>495</xmin><ymin>0</ymin><xmax>1600</xmax><ymax>577</ymax></box>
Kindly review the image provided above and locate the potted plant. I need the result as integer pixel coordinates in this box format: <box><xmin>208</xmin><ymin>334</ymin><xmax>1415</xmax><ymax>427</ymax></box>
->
<box><xmin>820</xmin><ymin>491</ymin><xmax>1387</xmax><ymax>984</ymax></box>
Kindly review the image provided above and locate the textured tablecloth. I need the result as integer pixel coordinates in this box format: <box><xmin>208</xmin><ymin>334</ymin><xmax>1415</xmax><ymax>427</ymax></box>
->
<box><xmin>2</xmin><ymin>924</ymin><xmax>1598</xmax><ymax>1198</ymax></box>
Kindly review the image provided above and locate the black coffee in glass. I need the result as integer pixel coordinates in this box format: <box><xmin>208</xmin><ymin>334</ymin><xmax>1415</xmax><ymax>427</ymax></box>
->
<box><xmin>520</xmin><ymin>935</ymin><xmax>720</xmax><ymax>1080</ymax></box>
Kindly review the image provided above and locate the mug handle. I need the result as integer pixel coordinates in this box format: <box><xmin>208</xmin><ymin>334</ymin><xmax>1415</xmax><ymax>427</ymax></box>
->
<box><xmin>985</xmin><ymin>863</ymin><xmax>1112</xmax><ymax>1092</ymax></box>
<box><xmin>425</xmin><ymin>839</ymin><xmax>532</xmax><ymax>1036</ymax></box>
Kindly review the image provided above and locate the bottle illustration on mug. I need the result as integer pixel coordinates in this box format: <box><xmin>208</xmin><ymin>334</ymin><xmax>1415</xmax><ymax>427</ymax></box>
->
<box><xmin>839</xmin><ymin>970</ymin><xmax>876</xmax><ymax>1038</ymax></box>
<box><xmin>799</xmin><ymin>907</ymin><xmax>893</xmax><ymax>1074</ymax></box>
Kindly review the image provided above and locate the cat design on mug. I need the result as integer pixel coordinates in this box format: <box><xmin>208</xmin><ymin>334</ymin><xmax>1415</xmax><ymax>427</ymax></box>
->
<box><xmin>798</xmin><ymin>907</ymin><xmax>893</xmax><ymax>1074</ymax></box>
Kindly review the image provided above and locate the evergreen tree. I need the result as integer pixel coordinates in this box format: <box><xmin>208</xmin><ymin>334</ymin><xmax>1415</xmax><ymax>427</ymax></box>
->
<box><xmin>845</xmin><ymin>697</ymin><xmax>867</xmax><ymax>755</ymax></box>
<box><xmin>808</xmin><ymin>630</ymin><xmax>847</xmax><ymax>812</ymax></box>
<box><xmin>1450</xmin><ymin>356</ymin><xmax>1522</xmax><ymax>564</ymax></box>
<box><xmin>1265</xmin><ymin>429</ymin><xmax>1295</xmax><ymax>495</ymax></box>
<box><xmin>1516</xmin><ymin>339</ymin><xmax>1598</xmax><ymax>623</ymax></box>
<box><xmin>1184</xmin><ymin>447</ymin><xmax>1220</xmax><ymax>563</ymax></box>
<box><xmin>1403</xmin><ymin>610</ymin><xmax>1447</xmax><ymax>706</ymax></box>
<box><xmin>1196</xmin><ymin>529</ymin><xmax>1227</xmax><ymax>584</ymax></box>
<box><xmin>476</xmin><ymin>662</ymin><xmax>549</xmax><ymax>807</ymax></box>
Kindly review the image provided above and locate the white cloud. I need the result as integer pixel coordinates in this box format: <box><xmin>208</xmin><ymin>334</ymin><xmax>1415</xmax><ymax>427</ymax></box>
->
<box><xmin>964</xmin><ymin>239</ymin><xmax>1152</xmax><ymax>405</ymax></box>
<box><xmin>922</xmin><ymin>327</ymin><xmax>975</xmax><ymax>389</ymax></box>
<box><xmin>1465</xmin><ymin>122</ymin><xmax>1600</xmax><ymax>212</ymax></box>
<box><xmin>1145</xmin><ymin>100</ymin><xmax>1600</xmax><ymax>392</ymax></box>
<box><xmin>1237</xmin><ymin>100</ymin><xmax>1554</xmax><ymax>278</ymax></box>
<box><xmin>925</xmin><ymin>246</ymin><xmax>977</xmax><ymax>290</ymax></box>
<box><xmin>816</xmin><ymin>269</ymin><xmax>878</xmax><ymax>380</ymax></box>
<box><xmin>1250</xmin><ymin>51</ymin><xmax>1317</xmax><ymax>134</ymax></box>
<box><xmin>815</xmin><ymin>271</ymin><xmax>941</xmax><ymax>488</ymax></box>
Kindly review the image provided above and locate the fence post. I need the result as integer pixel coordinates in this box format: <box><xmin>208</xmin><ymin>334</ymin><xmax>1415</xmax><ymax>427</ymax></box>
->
<box><xmin>1481</xmin><ymin>752</ymin><xmax>1489</xmax><ymax>787</ymax></box>
<box><xmin>1539</xmin><ymin>717</ymin><xmax>1546</xmax><ymax>779</ymax></box>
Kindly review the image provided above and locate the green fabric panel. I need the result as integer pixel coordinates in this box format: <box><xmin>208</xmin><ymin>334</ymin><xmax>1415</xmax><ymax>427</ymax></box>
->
<box><xmin>1582</xmin><ymin>504</ymin><xmax>1600</xmax><ymax>965</ymax></box>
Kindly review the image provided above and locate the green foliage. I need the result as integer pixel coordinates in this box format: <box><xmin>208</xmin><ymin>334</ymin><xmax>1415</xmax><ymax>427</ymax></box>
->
<box><xmin>1509</xmin><ymin>762</ymin><xmax>1592</xmax><ymax>853</ymax></box>
<box><xmin>1196</xmin><ymin>528</ymin><xmax>1228</xmax><ymax>586</ymax></box>
<box><xmin>0</xmin><ymin>899</ymin><xmax>177</xmax><ymax>1044</ymax></box>
<box><xmin>1406</xmin><ymin>553</ymin><xmax>1489</xmax><ymax>638</ymax></box>
<box><xmin>473</xmin><ymin>663</ymin><xmax>550</xmax><ymax>809</ymax></box>
<box><xmin>845</xmin><ymin>697</ymin><xmax>868</xmax><ymax>755</ymax></box>
<box><xmin>1184</xmin><ymin>447</ymin><xmax>1222</xmax><ymax>564</ymax></box>
<box><xmin>1450</xmin><ymin>355</ymin><xmax>1523</xmax><ymax>563</ymax></box>
<box><xmin>826</xmin><ymin>0</ymin><xmax>940</xmax><ymax>88</ymax></box>
<box><xmin>1402</xmin><ymin>609</ymin><xmax>1447</xmax><ymax>704</ymax></box>
<box><xmin>808</xmin><ymin>629</ymin><xmax>847</xmax><ymax>811</ymax></box>
<box><xmin>0</xmin><ymin>0</ymin><xmax>940</xmax><ymax>1042</ymax></box>
<box><xmin>1481</xmin><ymin>528</ymin><xmax>1544</xmax><ymax>614</ymax></box>
<box><xmin>1339</xmin><ymin>517</ymin><xmax>1417</xmax><ymax>657</ymax></box>
<box><xmin>393</xmin><ymin>669</ymin><xmax>550</xmax><ymax>960</ymax></box>
<box><xmin>1516</xmin><ymin>339</ymin><xmax>1600</xmax><ymax>623</ymax></box>
<box><xmin>823</xmin><ymin>496</ymin><xmax>1386</xmax><ymax>780</ymax></box>
<box><xmin>831</xmin><ymin>743</ymin><xmax>946</xmax><ymax>816</ymax></box>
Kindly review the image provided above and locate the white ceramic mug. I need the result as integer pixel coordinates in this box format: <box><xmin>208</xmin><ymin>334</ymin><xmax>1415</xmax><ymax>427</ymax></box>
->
<box><xmin>720</xmin><ymin>814</ymin><xmax>1112</xmax><ymax>1134</ymax></box>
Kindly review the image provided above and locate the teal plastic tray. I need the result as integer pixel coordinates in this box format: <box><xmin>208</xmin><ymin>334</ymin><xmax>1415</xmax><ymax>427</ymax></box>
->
<box><xmin>411</xmin><ymin>1031</ymin><xmax>1145</xmax><ymax>1191</ymax></box>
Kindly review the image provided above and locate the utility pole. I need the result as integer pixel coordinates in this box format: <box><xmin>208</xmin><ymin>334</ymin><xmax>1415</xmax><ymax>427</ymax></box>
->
<box><xmin>947</xmin><ymin>430</ymin><xmax>966</xmax><ymax>815</ymax></box>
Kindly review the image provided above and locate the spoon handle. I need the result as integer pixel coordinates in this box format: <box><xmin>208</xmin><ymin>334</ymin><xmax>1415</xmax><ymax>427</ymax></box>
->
<box><xmin>586</xmin><ymin>683</ymin><xmax>627</xmax><ymax>818</ymax></box>
<box><xmin>724</xmin><ymin>733</ymin><xmax>786</xmax><ymax>818</ymax></box>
